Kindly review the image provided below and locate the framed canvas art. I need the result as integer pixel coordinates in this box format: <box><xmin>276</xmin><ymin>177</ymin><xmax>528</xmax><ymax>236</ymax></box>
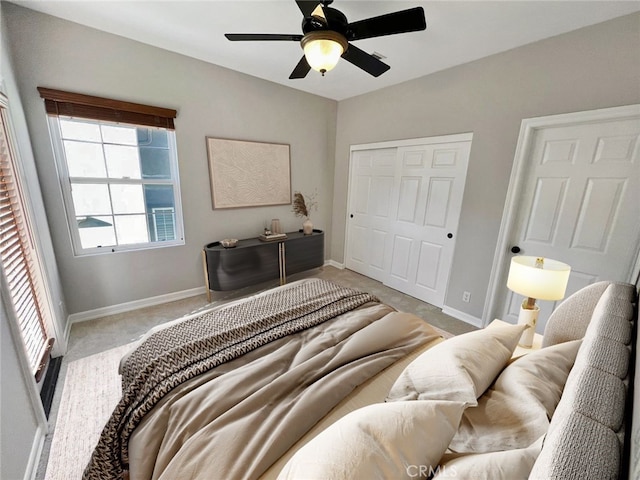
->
<box><xmin>206</xmin><ymin>137</ymin><xmax>291</xmax><ymax>209</ymax></box>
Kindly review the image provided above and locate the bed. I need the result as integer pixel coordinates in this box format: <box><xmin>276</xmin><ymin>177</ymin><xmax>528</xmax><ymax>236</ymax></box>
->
<box><xmin>82</xmin><ymin>278</ymin><xmax>445</xmax><ymax>480</ymax></box>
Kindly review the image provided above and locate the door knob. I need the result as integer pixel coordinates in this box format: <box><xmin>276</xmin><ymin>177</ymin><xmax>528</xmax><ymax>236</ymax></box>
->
<box><xmin>511</xmin><ymin>246</ymin><xmax>521</xmax><ymax>254</ymax></box>
<box><xmin>350</xmin><ymin>214</ymin><xmax>354</xmax><ymax>218</ymax></box>
<box><xmin>447</xmin><ymin>233</ymin><xmax>453</xmax><ymax>239</ymax></box>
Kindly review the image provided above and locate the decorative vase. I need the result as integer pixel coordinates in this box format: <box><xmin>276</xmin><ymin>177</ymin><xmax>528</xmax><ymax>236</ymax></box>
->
<box><xmin>302</xmin><ymin>219</ymin><xmax>313</xmax><ymax>235</ymax></box>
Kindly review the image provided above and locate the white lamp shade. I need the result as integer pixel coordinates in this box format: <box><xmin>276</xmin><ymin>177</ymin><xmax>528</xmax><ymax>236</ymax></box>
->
<box><xmin>301</xmin><ymin>31</ymin><xmax>348</xmax><ymax>74</ymax></box>
<box><xmin>507</xmin><ymin>256</ymin><xmax>571</xmax><ymax>300</ymax></box>
<box><xmin>303</xmin><ymin>38</ymin><xmax>344</xmax><ymax>73</ymax></box>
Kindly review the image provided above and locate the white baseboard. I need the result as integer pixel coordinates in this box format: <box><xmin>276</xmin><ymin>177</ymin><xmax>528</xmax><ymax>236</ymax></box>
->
<box><xmin>62</xmin><ymin>314</ymin><xmax>73</xmax><ymax>351</ymax></box>
<box><xmin>26</xmin><ymin>424</ymin><xmax>46</xmax><ymax>480</ymax></box>
<box><xmin>324</xmin><ymin>259</ymin><xmax>345</xmax><ymax>269</ymax></box>
<box><xmin>67</xmin><ymin>263</ymin><xmax>343</xmax><ymax>325</ymax></box>
<box><xmin>68</xmin><ymin>286</ymin><xmax>206</xmax><ymax>324</ymax></box>
<box><xmin>442</xmin><ymin>305</ymin><xmax>484</xmax><ymax>328</ymax></box>
<box><xmin>68</xmin><ymin>262</ymin><xmax>344</xmax><ymax>325</ymax></box>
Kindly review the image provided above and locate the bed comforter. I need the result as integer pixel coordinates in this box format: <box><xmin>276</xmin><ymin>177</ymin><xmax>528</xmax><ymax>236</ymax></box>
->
<box><xmin>84</xmin><ymin>279</ymin><xmax>441</xmax><ymax>480</ymax></box>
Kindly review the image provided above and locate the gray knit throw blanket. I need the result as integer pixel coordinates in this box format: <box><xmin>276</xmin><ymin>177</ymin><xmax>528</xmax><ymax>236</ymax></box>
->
<box><xmin>83</xmin><ymin>279</ymin><xmax>378</xmax><ymax>480</ymax></box>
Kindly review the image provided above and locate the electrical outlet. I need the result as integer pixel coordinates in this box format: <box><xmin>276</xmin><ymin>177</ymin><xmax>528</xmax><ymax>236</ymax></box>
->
<box><xmin>462</xmin><ymin>291</ymin><xmax>471</xmax><ymax>303</ymax></box>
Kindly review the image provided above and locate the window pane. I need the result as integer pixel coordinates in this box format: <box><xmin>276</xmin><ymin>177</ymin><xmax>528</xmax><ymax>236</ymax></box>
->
<box><xmin>110</xmin><ymin>184</ymin><xmax>145</xmax><ymax>214</ymax></box>
<box><xmin>77</xmin><ymin>216</ymin><xmax>115</xmax><ymax>248</ymax></box>
<box><xmin>114</xmin><ymin>215</ymin><xmax>149</xmax><ymax>244</ymax></box>
<box><xmin>64</xmin><ymin>140</ymin><xmax>106</xmax><ymax>178</ymax></box>
<box><xmin>139</xmin><ymin>129</ymin><xmax>171</xmax><ymax>179</ymax></box>
<box><xmin>101</xmin><ymin>124</ymin><xmax>137</xmax><ymax>145</ymax></box>
<box><xmin>104</xmin><ymin>145</ymin><xmax>141</xmax><ymax>179</ymax></box>
<box><xmin>140</xmin><ymin>147</ymin><xmax>171</xmax><ymax>179</ymax></box>
<box><xmin>60</xmin><ymin>119</ymin><xmax>101</xmax><ymax>142</ymax></box>
<box><xmin>145</xmin><ymin>185</ymin><xmax>176</xmax><ymax>241</ymax></box>
<box><xmin>137</xmin><ymin>128</ymin><xmax>168</xmax><ymax>148</ymax></box>
<box><xmin>71</xmin><ymin>183</ymin><xmax>111</xmax><ymax>215</ymax></box>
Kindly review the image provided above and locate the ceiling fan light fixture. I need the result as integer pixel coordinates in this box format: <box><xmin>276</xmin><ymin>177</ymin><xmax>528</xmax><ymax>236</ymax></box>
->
<box><xmin>301</xmin><ymin>31</ymin><xmax>348</xmax><ymax>75</ymax></box>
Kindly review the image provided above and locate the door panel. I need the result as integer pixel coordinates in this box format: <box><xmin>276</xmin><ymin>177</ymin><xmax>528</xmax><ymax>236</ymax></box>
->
<box><xmin>570</xmin><ymin>178</ymin><xmax>624</xmax><ymax>252</ymax></box>
<box><xmin>353</xmin><ymin>175</ymin><xmax>370</xmax><ymax>214</ymax></box>
<box><xmin>371</xmin><ymin>176</ymin><xmax>394</xmax><ymax>217</ymax></box>
<box><xmin>369</xmin><ymin>229</ymin><xmax>387</xmax><ymax>277</ymax></box>
<box><xmin>501</xmin><ymin>115</ymin><xmax>640</xmax><ymax>329</ymax></box>
<box><xmin>416</xmin><ymin>241</ymin><xmax>441</xmax><ymax>289</ymax></box>
<box><xmin>397</xmin><ymin>177</ymin><xmax>421</xmax><ymax>222</ymax></box>
<box><xmin>390</xmin><ymin>235</ymin><xmax>413</xmax><ymax>282</ymax></box>
<box><xmin>425</xmin><ymin>178</ymin><xmax>454</xmax><ymax>227</ymax></box>
<box><xmin>524</xmin><ymin>178</ymin><xmax>567</xmax><ymax>243</ymax></box>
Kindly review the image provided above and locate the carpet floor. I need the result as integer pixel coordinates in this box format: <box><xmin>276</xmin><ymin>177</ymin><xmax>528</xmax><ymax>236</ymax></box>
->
<box><xmin>45</xmin><ymin>343</ymin><xmax>133</xmax><ymax>480</ymax></box>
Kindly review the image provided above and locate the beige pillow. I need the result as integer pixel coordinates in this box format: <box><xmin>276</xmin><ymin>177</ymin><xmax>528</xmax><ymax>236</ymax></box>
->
<box><xmin>386</xmin><ymin>323</ymin><xmax>526</xmax><ymax>405</ymax></box>
<box><xmin>433</xmin><ymin>435</ymin><xmax>544</xmax><ymax>479</ymax></box>
<box><xmin>277</xmin><ymin>400</ymin><xmax>466</xmax><ymax>480</ymax></box>
<box><xmin>448</xmin><ymin>339</ymin><xmax>581</xmax><ymax>453</ymax></box>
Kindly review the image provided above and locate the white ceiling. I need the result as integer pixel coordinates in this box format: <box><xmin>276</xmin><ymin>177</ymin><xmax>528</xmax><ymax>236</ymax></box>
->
<box><xmin>11</xmin><ymin>1</ymin><xmax>640</xmax><ymax>101</ymax></box>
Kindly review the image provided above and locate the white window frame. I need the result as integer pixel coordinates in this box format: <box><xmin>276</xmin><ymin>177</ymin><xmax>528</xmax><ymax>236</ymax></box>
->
<box><xmin>47</xmin><ymin>116</ymin><xmax>185</xmax><ymax>256</ymax></box>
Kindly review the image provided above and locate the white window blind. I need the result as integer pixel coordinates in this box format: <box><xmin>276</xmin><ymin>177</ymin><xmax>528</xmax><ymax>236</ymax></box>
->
<box><xmin>0</xmin><ymin>97</ymin><xmax>54</xmax><ymax>382</ymax></box>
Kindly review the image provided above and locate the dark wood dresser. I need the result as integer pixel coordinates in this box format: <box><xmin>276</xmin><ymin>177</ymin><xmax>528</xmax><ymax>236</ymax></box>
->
<box><xmin>203</xmin><ymin>230</ymin><xmax>324</xmax><ymax>299</ymax></box>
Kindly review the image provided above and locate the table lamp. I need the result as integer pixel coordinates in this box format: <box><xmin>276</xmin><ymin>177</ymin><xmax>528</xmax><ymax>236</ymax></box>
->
<box><xmin>507</xmin><ymin>256</ymin><xmax>571</xmax><ymax>347</ymax></box>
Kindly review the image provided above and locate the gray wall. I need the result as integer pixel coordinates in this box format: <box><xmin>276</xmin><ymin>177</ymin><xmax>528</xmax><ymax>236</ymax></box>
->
<box><xmin>5</xmin><ymin>3</ymin><xmax>337</xmax><ymax>315</ymax></box>
<box><xmin>332</xmin><ymin>12</ymin><xmax>640</xmax><ymax>320</ymax></box>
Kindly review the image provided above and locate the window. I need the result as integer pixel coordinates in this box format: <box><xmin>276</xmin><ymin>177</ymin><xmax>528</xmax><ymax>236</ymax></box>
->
<box><xmin>38</xmin><ymin>88</ymin><xmax>184</xmax><ymax>255</ymax></box>
<box><xmin>0</xmin><ymin>94</ymin><xmax>54</xmax><ymax>381</ymax></box>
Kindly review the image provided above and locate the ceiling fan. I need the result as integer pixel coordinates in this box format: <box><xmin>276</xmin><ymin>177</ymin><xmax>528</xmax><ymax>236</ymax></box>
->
<box><xmin>225</xmin><ymin>0</ymin><xmax>427</xmax><ymax>79</ymax></box>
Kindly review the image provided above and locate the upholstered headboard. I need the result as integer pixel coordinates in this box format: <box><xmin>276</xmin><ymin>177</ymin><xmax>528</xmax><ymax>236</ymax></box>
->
<box><xmin>531</xmin><ymin>281</ymin><xmax>638</xmax><ymax>479</ymax></box>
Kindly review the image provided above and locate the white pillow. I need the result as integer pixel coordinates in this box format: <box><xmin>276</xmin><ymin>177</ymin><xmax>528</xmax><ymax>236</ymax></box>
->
<box><xmin>448</xmin><ymin>339</ymin><xmax>581</xmax><ymax>453</ymax></box>
<box><xmin>277</xmin><ymin>400</ymin><xmax>466</xmax><ymax>480</ymax></box>
<box><xmin>433</xmin><ymin>435</ymin><xmax>544</xmax><ymax>480</ymax></box>
<box><xmin>386</xmin><ymin>323</ymin><xmax>526</xmax><ymax>405</ymax></box>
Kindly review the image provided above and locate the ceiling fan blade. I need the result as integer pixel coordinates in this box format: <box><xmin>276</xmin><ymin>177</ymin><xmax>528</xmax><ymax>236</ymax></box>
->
<box><xmin>346</xmin><ymin>7</ymin><xmax>426</xmax><ymax>41</ymax></box>
<box><xmin>289</xmin><ymin>56</ymin><xmax>311</xmax><ymax>79</ymax></box>
<box><xmin>341</xmin><ymin>44</ymin><xmax>390</xmax><ymax>77</ymax></box>
<box><xmin>295</xmin><ymin>0</ymin><xmax>319</xmax><ymax>18</ymax></box>
<box><xmin>225</xmin><ymin>33</ymin><xmax>303</xmax><ymax>42</ymax></box>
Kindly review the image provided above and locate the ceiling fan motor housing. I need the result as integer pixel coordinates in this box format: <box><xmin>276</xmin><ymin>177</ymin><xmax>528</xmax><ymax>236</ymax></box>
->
<box><xmin>302</xmin><ymin>7</ymin><xmax>348</xmax><ymax>35</ymax></box>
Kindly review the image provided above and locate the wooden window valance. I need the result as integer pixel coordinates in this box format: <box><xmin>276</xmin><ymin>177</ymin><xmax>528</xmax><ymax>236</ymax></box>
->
<box><xmin>37</xmin><ymin>87</ymin><xmax>177</xmax><ymax>130</ymax></box>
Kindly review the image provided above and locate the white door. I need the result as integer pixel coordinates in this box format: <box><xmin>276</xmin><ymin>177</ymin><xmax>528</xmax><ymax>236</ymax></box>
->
<box><xmin>385</xmin><ymin>142</ymin><xmax>471</xmax><ymax>306</ymax></box>
<box><xmin>346</xmin><ymin>135</ymin><xmax>472</xmax><ymax>307</ymax></box>
<box><xmin>499</xmin><ymin>111</ymin><xmax>640</xmax><ymax>329</ymax></box>
<box><xmin>345</xmin><ymin>148</ymin><xmax>397</xmax><ymax>282</ymax></box>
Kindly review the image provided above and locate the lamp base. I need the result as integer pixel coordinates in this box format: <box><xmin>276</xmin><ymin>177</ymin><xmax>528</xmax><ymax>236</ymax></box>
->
<box><xmin>517</xmin><ymin>304</ymin><xmax>539</xmax><ymax>348</ymax></box>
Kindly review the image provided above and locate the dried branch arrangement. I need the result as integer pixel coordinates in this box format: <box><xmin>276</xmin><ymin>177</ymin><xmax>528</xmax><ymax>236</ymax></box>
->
<box><xmin>292</xmin><ymin>192</ymin><xmax>309</xmax><ymax>218</ymax></box>
<box><xmin>292</xmin><ymin>191</ymin><xmax>317</xmax><ymax>219</ymax></box>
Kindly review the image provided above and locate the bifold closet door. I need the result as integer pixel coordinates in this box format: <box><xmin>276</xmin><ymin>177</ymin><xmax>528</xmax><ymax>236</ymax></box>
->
<box><xmin>346</xmin><ymin>137</ymin><xmax>471</xmax><ymax>307</ymax></box>
<box><xmin>345</xmin><ymin>148</ymin><xmax>396</xmax><ymax>282</ymax></box>
<box><xmin>384</xmin><ymin>142</ymin><xmax>471</xmax><ymax>307</ymax></box>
